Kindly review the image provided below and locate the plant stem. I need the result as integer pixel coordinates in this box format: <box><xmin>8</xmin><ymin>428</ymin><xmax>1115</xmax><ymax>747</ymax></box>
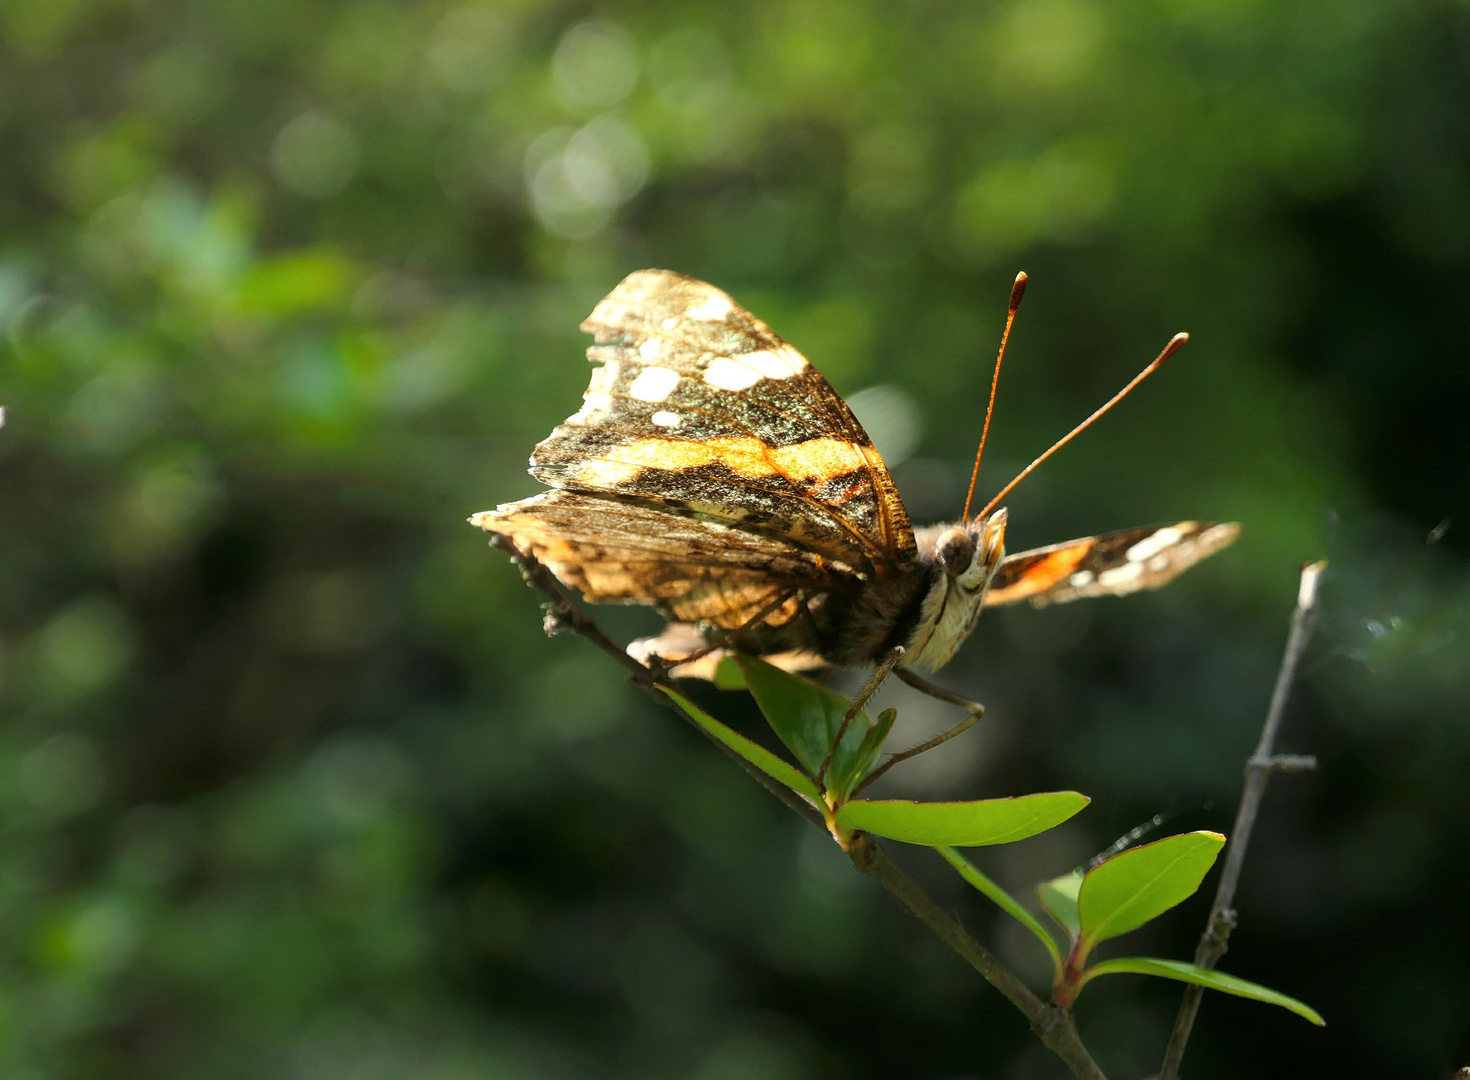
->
<box><xmin>1158</xmin><ymin>561</ymin><xmax>1326</xmax><ymax>1080</ymax></box>
<box><xmin>491</xmin><ymin>536</ymin><xmax>1108</xmax><ymax>1080</ymax></box>
<box><xmin>847</xmin><ymin>833</ymin><xmax>1106</xmax><ymax>1080</ymax></box>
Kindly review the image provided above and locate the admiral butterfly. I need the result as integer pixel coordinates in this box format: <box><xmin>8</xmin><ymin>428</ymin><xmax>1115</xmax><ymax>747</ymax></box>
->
<box><xmin>473</xmin><ymin>270</ymin><xmax>1238</xmax><ymax>716</ymax></box>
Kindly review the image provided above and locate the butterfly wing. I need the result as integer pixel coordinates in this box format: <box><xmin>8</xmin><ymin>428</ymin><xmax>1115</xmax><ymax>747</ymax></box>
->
<box><xmin>525</xmin><ymin>269</ymin><xmax>916</xmax><ymax>574</ymax></box>
<box><xmin>984</xmin><ymin>521</ymin><xmax>1240</xmax><ymax>608</ymax></box>
<box><xmin>473</xmin><ymin>491</ymin><xmax>829</xmax><ymax>628</ymax></box>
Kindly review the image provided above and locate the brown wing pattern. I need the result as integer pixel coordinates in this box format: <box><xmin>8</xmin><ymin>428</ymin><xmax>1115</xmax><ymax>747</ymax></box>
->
<box><xmin>526</xmin><ymin>269</ymin><xmax>915</xmax><ymax>574</ymax></box>
<box><xmin>472</xmin><ymin>491</ymin><xmax>831</xmax><ymax>628</ymax></box>
<box><xmin>984</xmin><ymin>521</ymin><xmax>1240</xmax><ymax>608</ymax></box>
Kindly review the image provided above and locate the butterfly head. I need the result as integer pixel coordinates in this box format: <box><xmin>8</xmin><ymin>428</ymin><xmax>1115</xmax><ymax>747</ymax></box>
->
<box><xmin>933</xmin><ymin>507</ymin><xmax>1008</xmax><ymax>591</ymax></box>
<box><xmin>907</xmin><ymin>508</ymin><xmax>1007</xmax><ymax>672</ymax></box>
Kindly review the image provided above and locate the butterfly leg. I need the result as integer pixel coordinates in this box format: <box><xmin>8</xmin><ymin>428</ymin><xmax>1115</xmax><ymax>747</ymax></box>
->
<box><xmin>848</xmin><ymin>669</ymin><xmax>987</xmax><ymax>796</ymax></box>
<box><xmin>817</xmin><ymin>645</ymin><xmax>905</xmax><ymax>789</ymax></box>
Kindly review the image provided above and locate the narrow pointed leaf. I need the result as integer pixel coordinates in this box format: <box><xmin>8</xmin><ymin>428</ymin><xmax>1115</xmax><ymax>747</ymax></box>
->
<box><xmin>1078</xmin><ymin>957</ymin><xmax>1324</xmax><ymax>1026</ymax></box>
<box><xmin>663</xmin><ymin>689</ymin><xmax>821</xmax><ymax>802</ymax></box>
<box><xmin>940</xmin><ymin>847</ymin><xmax>1063</xmax><ymax>975</ymax></box>
<box><xmin>1037</xmin><ymin>870</ymin><xmax>1083</xmax><ymax>938</ymax></box>
<box><xmin>835</xmin><ymin>791</ymin><xmax>1088</xmax><ymax>846</ymax></box>
<box><xmin>1077</xmin><ymin>831</ymin><xmax>1224</xmax><ymax>949</ymax></box>
<box><xmin>842</xmin><ymin>708</ymin><xmax>896</xmax><ymax>797</ymax></box>
<box><xmin>734</xmin><ymin>655</ymin><xmax>873</xmax><ymax>791</ymax></box>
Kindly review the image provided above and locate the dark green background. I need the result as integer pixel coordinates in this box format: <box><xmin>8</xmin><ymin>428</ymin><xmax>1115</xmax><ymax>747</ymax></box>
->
<box><xmin>2</xmin><ymin>0</ymin><xmax>1467</xmax><ymax>1076</ymax></box>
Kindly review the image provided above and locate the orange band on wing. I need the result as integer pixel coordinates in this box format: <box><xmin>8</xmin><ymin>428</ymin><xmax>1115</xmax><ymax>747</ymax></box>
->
<box><xmin>984</xmin><ymin>545</ymin><xmax>1090</xmax><ymax>606</ymax></box>
<box><xmin>572</xmin><ymin>436</ymin><xmax>868</xmax><ymax>487</ymax></box>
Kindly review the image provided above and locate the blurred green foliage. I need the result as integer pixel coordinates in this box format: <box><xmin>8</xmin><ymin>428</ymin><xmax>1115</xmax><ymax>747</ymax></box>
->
<box><xmin>1</xmin><ymin>0</ymin><xmax>1468</xmax><ymax>1077</ymax></box>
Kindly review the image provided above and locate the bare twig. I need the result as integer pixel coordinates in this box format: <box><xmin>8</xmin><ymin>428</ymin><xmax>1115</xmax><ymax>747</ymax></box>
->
<box><xmin>1159</xmin><ymin>560</ymin><xmax>1327</xmax><ymax>1080</ymax></box>
<box><xmin>490</xmin><ymin>536</ymin><xmax>1108</xmax><ymax>1080</ymax></box>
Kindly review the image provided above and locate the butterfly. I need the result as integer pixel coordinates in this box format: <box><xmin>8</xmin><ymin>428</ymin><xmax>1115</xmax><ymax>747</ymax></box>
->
<box><xmin>472</xmin><ymin>269</ymin><xmax>1238</xmax><ymax>712</ymax></box>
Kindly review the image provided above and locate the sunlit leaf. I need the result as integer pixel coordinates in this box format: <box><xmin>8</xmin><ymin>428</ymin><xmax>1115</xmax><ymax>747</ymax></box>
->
<box><xmin>835</xmin><ymin>791</ymin><xmax>1088</xmax><ymax>846</ymax></box>
<box><xmin>1077</xmin><ymin>831</ymin><xmax>1225</xmax><ymax>950</ymax></box>
<box><xmin>1078</xmin><ymin>957</ymin><xmax>1324</xmax><ymax>1026</ymax></box>
<box><xmin>663</xmin><ymin>688</ymin><xmax>820</xmax><ymax>803</ymax></box>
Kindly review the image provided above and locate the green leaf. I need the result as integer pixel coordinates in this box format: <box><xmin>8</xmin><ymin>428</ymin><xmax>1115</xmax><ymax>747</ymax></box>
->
<box><xmin>1077</xmin><ymin>831</ymin><xmax>1225</xmax><ymax>950</ymax></box>
<box><xmin>734</xmin><ymin>655</ymin><xmax>874</xmax><ymax>793</ymax></box>
<box><xmin>940</xmin><ymin>846</ymin><xmax>1063</xmax><ymax>975</ymax></box>
<box><xmin>1078</xmin><ymin>957</ymin><xmax>1324</xmax><ymax>1026</ymax></box>
<box><xmin>835</xmin><ymin>791</ymin><xmax>1088</xmax><ymax>846</ymax></box>
<box><xmin>846</xmin><ymin>708</ymin><xmax>896</xmax><ymax>792</ymax></box>
<box><xmin>1037</xmin><ymin>870</ymin><xmax>1083</xmax><ymax>938</ymax></box>
<box><xmin>663</xmin><ymin>688</ymin><xmax>821</xmax><ymax>803</ymax></box>
<box><xmin>713</xmin><ymin>656</ymin><xmax>746</xmax><ymax>690</ymax></box>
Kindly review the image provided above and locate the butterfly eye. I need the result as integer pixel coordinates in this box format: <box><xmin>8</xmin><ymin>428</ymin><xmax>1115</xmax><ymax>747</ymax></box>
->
<box><xmin>935</xmin><ymin>528</ymin><xmax>974</xmax><ymax>577</ymax></box>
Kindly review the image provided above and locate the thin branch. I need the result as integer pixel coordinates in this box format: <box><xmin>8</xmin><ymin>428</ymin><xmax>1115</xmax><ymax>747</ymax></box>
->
<box><xmin>1159</xmin><ymin>560</ymin><xmax>1327</xmax><ymax>1080</ymax></box>
<box><xmin>490</xmin><ymin>536</ymin><xmax>1108</xmax><ymax>1080</ymax></box>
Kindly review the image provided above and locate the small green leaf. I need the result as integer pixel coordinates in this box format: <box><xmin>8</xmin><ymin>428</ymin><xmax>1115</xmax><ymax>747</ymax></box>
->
<box><xmin>734</xmin><ymin>655</ymin><xmax>873</xmax><ymax>792</ymax></box>
<box><xmin>940</xmin><ymin>847</ymin><xmax>1063</xmax><ymax>976</ymax></box>
<box><xmin>663</xmin><ymin>688</ymin><xmax>821</xmax><ymax>803</ymax></box>
<box><xmin>835</xmin><ymin>791</ymin><xmax>1088</xmax><ymax>847</ymax></box>
<box><xmin>1077</xmin><ymin>831</ymin><xmax>1225</xmax><ymax>951</ymax></box>
<box><xmin>1078</xmin><ymin>957</ymin><xmax>1324</xmax><ymax>1026</ymax></box>
<box><xmin>1038</xmin><ymin>869</ymin><xmax>1083</xmax><ymax>938</ymax></box>
<box><xmin>844</xmin><ymin>708</ymin><xmax>896</xmax><ymax>795</ymax></box>
<box><xmin>713</xmin><ymin>656</ymin><xmax>746</xmax><ymax>690</ymax></box>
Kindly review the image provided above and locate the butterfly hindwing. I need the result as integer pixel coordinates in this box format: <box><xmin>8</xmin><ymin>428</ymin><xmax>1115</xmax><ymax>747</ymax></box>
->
<box><xmin>526</xmin><ymin>269</ymin><xmax>916</xmax><ymax>573</ymax></box>
<box><xmin>985</xmin><ymin>521</ymin><xmax>1240</xmax><ymax>608</ymax></box>
<box><xmin>472</xmin><ymin>491</ymin><xmax>825</xmax><ymax>629</ymax></box>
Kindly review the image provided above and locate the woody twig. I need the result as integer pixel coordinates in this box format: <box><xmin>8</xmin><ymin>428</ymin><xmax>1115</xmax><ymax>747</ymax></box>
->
<box><xmin>490</xmin><ymin>535</ymin><xmax>1109</xmax><ymax>1080</ymax></box>
<box><xmin>1158</xmin><ymin>561</ymin><xmax>1327</xmax><ymax>1080</ymax></box>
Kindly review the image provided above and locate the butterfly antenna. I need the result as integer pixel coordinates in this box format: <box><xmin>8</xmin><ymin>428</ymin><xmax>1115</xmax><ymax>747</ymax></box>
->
<box><xmin>962</xmin><ymin>271</ymin><xmax>1028</xmax><ymax>521</ymax></box>
<box><xmin>975</xmin><ymin>332</ymin><xmax>1189</xmax><ymax>521</ymax></box>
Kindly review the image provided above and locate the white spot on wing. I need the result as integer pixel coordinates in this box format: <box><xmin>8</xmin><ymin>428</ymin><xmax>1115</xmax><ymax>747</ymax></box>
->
<box><xmin>651</xmin><ymin>410</ymin><xmax>680</xmax><ymax>428</ymax></box>
<box><xmin>685</xmin><ymin>294</ymin><xmax>732</xmax><ymax>320</ymax></box>
<box><xmin>660</xmin><ymin>316</ymin><xmax>678</xmax><ymax>329</ymax></box>
<box><xmin>628</xmin><ymin>366</ymin><xmax>680</xmax><ymax>402</ymax></box>
<box><xmin>639</xmin><ymin>338</ymin><xmax>662</xmax><ymax>359</ymax></box>
<box><xmin>1149</xmin><ymin>554</ymin><xmax>1172</xmax><ymax>572</ymax></box>
<box><xmin>1069</xmin><ymin>570</ymin><xmax>1095</xmax><ymax>587</ymax></box>
<box><xmin>1126</xmin><ymin>525</ymin><xmax>1186</xmax><ymax>563</ymax></box>
<box><xmin>1098</xmin><ymin>562</ymin><xmax>1145</xmax><ymax>587</ymax></box>
<box><xmin>740</xmin><ymin>346</ymin><xmax>808</xmax><ymax>378</ymax></box>
<box><xmin>704</xmin><ymin>356</ymin><xmax>763</xmax><ymax>391</ymax></box>
<box><xmin>575</xmin><ymin>458</ymin><xmax>642</xmax><ymax>486</ymax></box>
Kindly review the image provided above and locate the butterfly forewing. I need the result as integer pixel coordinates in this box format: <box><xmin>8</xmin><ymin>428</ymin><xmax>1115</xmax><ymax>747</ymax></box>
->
<box><xmin>527</xmin><ymin>269</ymin><xmax>916</xmax><ymax>573</ymax></box>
